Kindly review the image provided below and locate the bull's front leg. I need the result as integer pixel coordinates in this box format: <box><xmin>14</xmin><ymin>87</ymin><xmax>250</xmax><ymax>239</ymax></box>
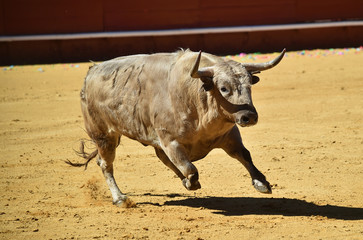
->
<box><xmin>220</xmin><ymin>126</ymin><xmax>272</xmax><ymax>194</ymax></box>
<box><xmin>159</xmin><ymin>139</ymin><xmax>201</xmax><ymax>191</ymax></box>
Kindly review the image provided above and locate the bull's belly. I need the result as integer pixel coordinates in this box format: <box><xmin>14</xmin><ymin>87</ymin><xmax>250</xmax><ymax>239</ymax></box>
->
<box><xmin>110</xmin><ymin>117</ymin><xmax>160</xmax><ymax>147</ymax></box>
<box><xmin>120</xmin><ymin>128</ymin><xmax>160</xmax><ymax>148</ymax></box>
<box><xmin>104</xmin><ymin>103</ymin><xmax>225</xmax><ymax>162</ymax></box>
<box><xmin>120</xmin><ymin>131</ymin><xmax>212</xmax><ymax>161</ymax></box>
<box><xmin>115</xmin><ymin>123</ymin><xmax>214</xmax><ymax>161</ymax></box>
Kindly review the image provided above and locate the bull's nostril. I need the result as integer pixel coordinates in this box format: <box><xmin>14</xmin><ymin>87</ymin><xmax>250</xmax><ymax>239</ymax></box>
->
<box><xmin>242</xmin><ymin>116</ymin><xmax>250</xmax><ymax>123</ymax></box>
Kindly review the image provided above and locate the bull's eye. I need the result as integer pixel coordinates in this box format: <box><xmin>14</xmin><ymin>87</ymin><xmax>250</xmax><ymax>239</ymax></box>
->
<box><xmin>220</xmin><ymin>87</ymin><xmax>228</xmax><ymax>93</ymax></box>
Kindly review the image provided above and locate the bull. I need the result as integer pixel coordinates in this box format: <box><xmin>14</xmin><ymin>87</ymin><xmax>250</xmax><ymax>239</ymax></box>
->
<box><xmin>66</xmin><ymin>49</ymin><xmax>286</xmax><ymax>207</ymax></box>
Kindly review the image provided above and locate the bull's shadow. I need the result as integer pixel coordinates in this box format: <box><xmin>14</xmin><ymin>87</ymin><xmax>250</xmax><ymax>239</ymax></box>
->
<box><xmin>162</xmin><ymin>196</ymin><xmax>363</xmax><ymax>220</ymax></box>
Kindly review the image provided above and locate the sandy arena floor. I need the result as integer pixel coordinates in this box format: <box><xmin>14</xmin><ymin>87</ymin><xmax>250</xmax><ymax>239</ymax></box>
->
<box><xmin>1</xmin><ymin>48</ymin><xmax>362</xmax><ymax>239</ymax></box>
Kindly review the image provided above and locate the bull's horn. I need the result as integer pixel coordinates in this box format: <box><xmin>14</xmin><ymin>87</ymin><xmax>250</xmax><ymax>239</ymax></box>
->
<box><xmin>242</xmin><ymin>48</ymin><xmax>286</xmax><ymax>73</ymax></box>
<box><xmin>190</xmin><ymin>51</ymin><xmax>214</xmax><ymax>78</ymax></box>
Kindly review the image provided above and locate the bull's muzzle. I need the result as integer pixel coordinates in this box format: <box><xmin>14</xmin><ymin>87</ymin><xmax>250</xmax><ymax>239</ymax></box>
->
<box><xmin>236</xmin><ymin>110</ymin><xmax>258</xmax><ymax>127</ymax></box>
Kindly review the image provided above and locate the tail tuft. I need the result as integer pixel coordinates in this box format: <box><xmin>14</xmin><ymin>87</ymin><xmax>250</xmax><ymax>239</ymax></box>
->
<box><xmin>66</xmin><ymin>140</ymin><xmax>98</xmax><ymax>170</ymax></box>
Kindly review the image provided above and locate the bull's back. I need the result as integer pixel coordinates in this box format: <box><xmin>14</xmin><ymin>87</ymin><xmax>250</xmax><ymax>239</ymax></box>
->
<box><xmin>81</xmin><ymin>53</ymin><xmax>178</xmax><ymax>146</ymax></box>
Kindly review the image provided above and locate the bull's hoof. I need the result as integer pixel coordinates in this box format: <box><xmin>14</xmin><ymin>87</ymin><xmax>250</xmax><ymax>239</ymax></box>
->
<box><xmin>182</xmin><ymin>178</ymin><xmax>201</xmax><ymax>191</ymax></box>
<box><xmin>113</xmin><ymin>197</ymin><xmax>136</xmax><ymax>208</ymax></box>
<box><xmin>252</xmin><ymin>179</ymin><xmax>272</xmax><ymax>194</ymax></box>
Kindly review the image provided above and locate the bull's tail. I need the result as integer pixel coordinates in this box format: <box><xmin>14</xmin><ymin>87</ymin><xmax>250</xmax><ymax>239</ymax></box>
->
<box><xmin>65</xmin><ymin>140</ymin><xmax>98</xmax><ymax>170</ymax></box>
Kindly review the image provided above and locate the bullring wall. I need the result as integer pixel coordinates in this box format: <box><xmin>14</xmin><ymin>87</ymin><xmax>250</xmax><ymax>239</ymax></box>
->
<box><xmin>1</xmin><ymin>0</ymin><xmax>362</xmax><ymax>64</ymax></box>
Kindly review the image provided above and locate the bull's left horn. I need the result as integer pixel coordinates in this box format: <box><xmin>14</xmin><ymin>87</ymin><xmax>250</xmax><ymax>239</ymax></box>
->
<box><xmin>190</xmin><ymin>51</ymin><xmax>214</xmax><ymax>78</ymax></box>
<box><xmin>242</xmin><ymin>48</ymin><xmax>286</xmax><ymax>73</ymax></box>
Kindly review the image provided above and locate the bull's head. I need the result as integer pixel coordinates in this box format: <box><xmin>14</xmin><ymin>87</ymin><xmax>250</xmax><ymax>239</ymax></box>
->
<box><xmin>191</xmin><ymin>49</ymin><xmax>285</xmax><ymax>127</ymax></box>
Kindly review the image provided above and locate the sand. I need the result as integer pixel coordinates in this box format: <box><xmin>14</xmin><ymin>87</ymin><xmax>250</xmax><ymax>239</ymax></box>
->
<box><xmin>1</xmin><ymin>48</ymin><xmax>362</xmax><ymax>239</ymax></box>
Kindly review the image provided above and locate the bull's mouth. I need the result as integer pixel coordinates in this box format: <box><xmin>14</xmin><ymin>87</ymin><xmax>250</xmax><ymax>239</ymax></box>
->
<box><xmin>237</xmin><ymin>121</ymin><xmax>257</xmax><ymax>128</ymax></box>
<box><xmin>237</xmin><ymin>122</ymin><xmax>248</xmax><ymax>127</ymax></box>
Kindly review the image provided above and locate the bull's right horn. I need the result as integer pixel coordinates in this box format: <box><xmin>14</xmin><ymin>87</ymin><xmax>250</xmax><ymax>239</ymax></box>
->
<box><xmin>242</xmin><ymin>48</ymin><xmax>286</xmax><ymax>74</ymax></box>
<box><xmin>190</xmin><ymin>51</ymin><xmax>214</xmax><ymax>78</ymax></box>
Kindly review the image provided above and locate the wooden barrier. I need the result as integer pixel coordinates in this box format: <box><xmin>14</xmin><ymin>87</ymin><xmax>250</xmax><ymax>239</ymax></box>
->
<box><xmin>0</xmin><ymin>0</ymin><xmax>362</xmax><ymax>64</ymax></box>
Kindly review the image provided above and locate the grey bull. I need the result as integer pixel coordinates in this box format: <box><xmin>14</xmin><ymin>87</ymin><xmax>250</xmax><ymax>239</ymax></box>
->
<box><xmin>66</xmin><ymin>49</ymin><xmax>286</xmax><ymax>207</ymax></box>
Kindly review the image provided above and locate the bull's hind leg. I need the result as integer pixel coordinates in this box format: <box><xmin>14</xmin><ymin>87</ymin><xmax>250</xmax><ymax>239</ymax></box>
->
<box><xmin>95</xmin><ymin>135</ymin><xmax>135</xmax><ymax>207</ymax></box>
<box><xmin>81</xmin><ymin>100</ymin><xmax>133</xmax><ymax>206</ymax></box>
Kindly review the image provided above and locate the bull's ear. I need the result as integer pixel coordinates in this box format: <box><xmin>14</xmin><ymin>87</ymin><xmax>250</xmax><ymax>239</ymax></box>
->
<box><xmin>200</xmin><ymin>77</ymin><xmax>214</xmax><ymax>91</ymax></box>
<box><xmin>252</xmin><ymin>75</ymin><xmax>260</xmax><ymax>84</ymax></box>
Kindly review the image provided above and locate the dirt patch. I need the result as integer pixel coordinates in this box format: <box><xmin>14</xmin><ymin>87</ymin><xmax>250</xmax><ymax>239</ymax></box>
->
<box><xmin>1</xmin><ymin>49</ymin><xmax>362</xmax><ymax>239</ymax></box>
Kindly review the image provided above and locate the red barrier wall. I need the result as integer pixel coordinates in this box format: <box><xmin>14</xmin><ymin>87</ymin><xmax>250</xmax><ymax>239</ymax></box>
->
<box><xmin>0</xmin><ymin>0</ymin><xmax>362</xmax><ymax>64</ymax></box>
<box><xmin>1</xmin><ymin>0</ymin><xmax>362</xmax><ymax>35</ymax></box>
